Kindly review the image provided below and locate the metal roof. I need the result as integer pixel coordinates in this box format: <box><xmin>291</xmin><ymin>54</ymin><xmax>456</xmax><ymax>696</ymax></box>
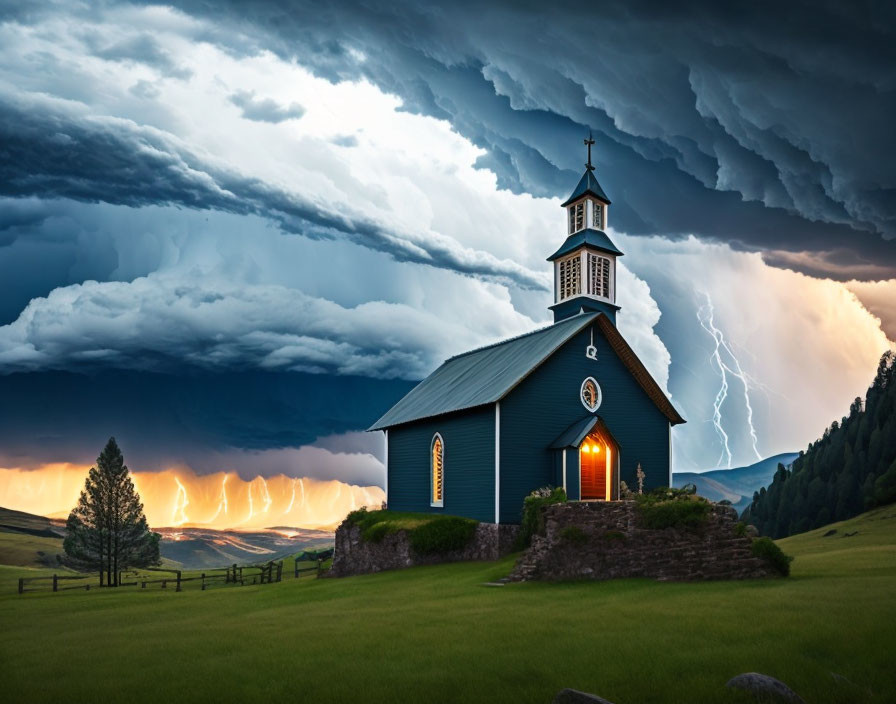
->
<box><xmin>547</xmin><ymin>229</ymin><xmax>624</xmax><ymax>261</ymax></box>
<box><xmin>369</xmin><ymin>311</ymin><xmax>686</xmax><ymax>431</ymax></box>
<box><xmin>550</xmin><ymin>415</ymin><xmax>622</xmax><ymax>449</ymax></box>
<box><xmin>550</xmin><ymin>416</ymin><xmax>599</xmax><ymax>449</ymax></box>
<box><xmin>561</xmin><ymin>169</ymin><xmax>612</xmax><ymax>207</ymax></box>
<box><xmin>368</xmin><ymin>313</ymin><xmax>599</xmax><ymax>430</ymax></box>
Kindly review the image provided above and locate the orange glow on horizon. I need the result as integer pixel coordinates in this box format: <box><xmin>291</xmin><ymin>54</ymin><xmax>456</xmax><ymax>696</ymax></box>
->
<box><xmin>0</xmin><ymin>463</ymin><xmax>384</xmax><ymax>531</ymax></box>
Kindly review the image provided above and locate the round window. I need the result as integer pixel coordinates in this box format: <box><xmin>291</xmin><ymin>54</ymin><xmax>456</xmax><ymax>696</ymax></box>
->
<box><xmin>580</xmin><ymin>377</ymin><xmax>602</xmax><ymax>412</ymax></box>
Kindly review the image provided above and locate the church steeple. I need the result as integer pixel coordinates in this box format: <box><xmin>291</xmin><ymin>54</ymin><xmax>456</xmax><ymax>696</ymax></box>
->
<box><xmin>549</xmin><ymin>136</ymin><xmax>623</xmax><ymax>325</ymax></box>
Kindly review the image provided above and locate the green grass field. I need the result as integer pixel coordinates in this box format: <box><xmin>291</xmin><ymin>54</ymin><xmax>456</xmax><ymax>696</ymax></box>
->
<box><xmin>2</xmin><ymin>507</ymin><xmax>895</xmax><ymax>704</ymax></box>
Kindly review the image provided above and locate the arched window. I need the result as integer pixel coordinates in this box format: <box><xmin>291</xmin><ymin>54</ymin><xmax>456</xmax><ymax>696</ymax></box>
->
<box><xmin>431</xmin><ymin>433</ymin><xmax>444</xmax><ymax>507</ymax></box>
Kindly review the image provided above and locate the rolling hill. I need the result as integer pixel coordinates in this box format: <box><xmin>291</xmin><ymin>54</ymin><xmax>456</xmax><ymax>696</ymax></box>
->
<box><xmin>672</xmin><ymin>452</ymin><xmax>799</xmax><ymax>514</ymax></box>
<box><xmin>0</xmin><ymin>506</ymin><xmax>334</xmax><ymax>570</ymax></box>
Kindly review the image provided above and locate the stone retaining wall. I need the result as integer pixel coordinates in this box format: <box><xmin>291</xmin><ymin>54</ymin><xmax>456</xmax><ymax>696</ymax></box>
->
<box><xmin>328</xmin><ymin>521</ymin><xmax>520</xmax><ymax>577</ymax></box>
<box><xmin>510</xmin><ymin>501</ymin><xmax>777</xmax><ymax>581</ymax></box>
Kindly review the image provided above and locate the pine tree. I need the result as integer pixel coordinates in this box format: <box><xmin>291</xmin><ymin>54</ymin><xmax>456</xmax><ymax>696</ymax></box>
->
<box><xmin>63</xmin><ymin>438</ymin><xmax>160</xmax><ymax>585</ymax></box>
<box><xmin>746</xmin><ymin>351</ymin><xmax>896</xmax><ymax>537</ymax></box>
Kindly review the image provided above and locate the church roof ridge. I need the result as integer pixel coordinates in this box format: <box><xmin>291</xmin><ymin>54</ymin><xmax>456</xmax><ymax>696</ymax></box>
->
<box><xmin>445</xmin><ymin>311</ymin><xmax>596</xmax><ymax>363</ymax></box>
<box><xmin>368</xmin><ymin>313</ymin><xmax>599</xmax><ymax>430</ymax></box>
<box><xmin>369</xmin><ymin>311</ymin><xmax>685</xmax><ymax>431</ymax></box>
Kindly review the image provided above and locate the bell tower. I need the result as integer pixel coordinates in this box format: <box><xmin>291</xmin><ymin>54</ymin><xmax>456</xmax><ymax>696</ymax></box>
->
<box><xmin>548</xmin><ymin>135</ymin><xmax>623</xmax><ymax>325</ymax></box>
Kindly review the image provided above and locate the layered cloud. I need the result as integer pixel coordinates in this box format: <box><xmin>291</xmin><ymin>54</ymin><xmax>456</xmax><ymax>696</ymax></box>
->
<box><xmin>0</xmin><ymin>0</ymin><xmax>893</xmax><ymax>484</ymax></box>
<box><xmin>0</xmin><ymin>272</ymin><xmax>533</xmax><ymax>379</ymax></box>
<box><xmin>137</xmin><ymin>0</ymin><xmax>896</xmax><ymax>277</ymax></box>
<box><xmin>0</xmin><ymin>93</ymin><xmax>545</xmax><ymax>290</ymax></box>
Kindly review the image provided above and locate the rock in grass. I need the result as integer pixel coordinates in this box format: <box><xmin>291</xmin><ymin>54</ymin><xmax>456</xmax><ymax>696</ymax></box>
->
<box><xmin>725</xmin><ymin>673</ymin><xmax>805</xmax><ymax>703</ymax></box>
<box><xmin>552</xmin><ymin>689</ymin><xmax>615</xmax><ymax>704</ymax></box>
<box><xmin>823</xmin><ymin>529</ymin><xmax>837</xmax><ymax>537</ymax></box>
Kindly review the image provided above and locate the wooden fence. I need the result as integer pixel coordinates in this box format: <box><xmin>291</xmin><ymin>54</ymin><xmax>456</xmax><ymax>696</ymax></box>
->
<box><xmin>16</xmin><ymin>555</ymin><xmax>329</xmax><ymax>595</ymax></box>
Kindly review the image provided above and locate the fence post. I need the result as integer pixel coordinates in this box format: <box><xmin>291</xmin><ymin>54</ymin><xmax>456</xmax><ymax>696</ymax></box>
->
<box><xmin>18</xmin><ymin>578</ymin><xmax>24</xmax><ymax>594</ymax></box>
<box><xmin>162</xmin><ymin>580</ymin><xmax>167</xmax><ymax>589</ymax></box>
<box><xmin>277</xmin><ymin>561</ymin><xmax>283</xmax><ymax>582</ymax></box>
<box><xmin>239</xmin><ymin>566</ymin><xmax>243</xmax><ymax>585</ymax></box>
<box><xmin>176</xmin><ymin>570</ymin><xmax>182</xmax><ymax>592</ymax></box>
<box><xmin>294</xmin><ymin>557</ymin><xmax>299</xmax><ymax>578</ymax></box>
<box><xmin>141</xmin><ymin>581</ymin><xmax>146</xmax><ymax>589</ymax></box>
<box><xmin>85</xmin><ymin>584</ymin><xmax>90</xmax><ymax>591</ymax></box>
<box><xmin>201</xmin><ymin>573</ymin><xmax>206</xmax><ymax>591</ymax></box>
<box><xmin>52</xmin><ymin>574</ymin><xmax>58</xmax><ymax>592</ymax></box>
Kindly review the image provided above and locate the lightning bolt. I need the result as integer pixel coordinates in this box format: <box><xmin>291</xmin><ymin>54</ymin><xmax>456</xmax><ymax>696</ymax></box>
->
<box><xmin>172</xmin><ymin>476</ymin><xmax>190</xmax><ymax>526</ymax></box>
<box><xmin>209</xmin><ymin>474</ymin><xmax>229</xmax><ymax>522</ymax></box>
<box><xmin>260</xmin><ymin>477</ymin><xmax>272</xmax><ymax>513</ymax></box>
<box><xmin>286</xmin><ymin>478</ymin><xmax>297</xmax><ymax>514</ymax></box>
<box><xmin>246</xmin><ymin>481</ymin><xmax>254</xmax><ymax>522</ymax></box>
<box><xmin>697</xmin><ymin>292</ymin><xmax>762</xmax><ymax>467</ymax></box>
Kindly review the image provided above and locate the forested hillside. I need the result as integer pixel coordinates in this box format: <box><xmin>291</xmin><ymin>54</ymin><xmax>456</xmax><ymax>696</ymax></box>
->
<box><xmin>745</xmin><ymin>351</ymin><xmax>896</xmax><ymax>538</ymax></box>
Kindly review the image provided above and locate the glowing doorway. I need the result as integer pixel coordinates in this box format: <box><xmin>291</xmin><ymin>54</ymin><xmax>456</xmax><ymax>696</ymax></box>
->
<box><xmin>579</xmin><ymin>430</ymin><xmax>618</xmax><ymax>500</ymax></box>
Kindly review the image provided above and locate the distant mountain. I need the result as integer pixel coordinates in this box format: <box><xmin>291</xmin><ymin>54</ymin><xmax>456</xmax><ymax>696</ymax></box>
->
<box><xmin>673</xmin><ymin>453</ymin><xmax>799</xmax><ymax>514</ymax></box>
<box><xmin>156</xmin><ymin>526</ymin><xmax>334</xmax><ymax>569</ymax></box>
<box><xmin>745</xmin><ymin>351</ymin><xmax>896</xmax><ymax>538</ymax></box>
<box><xmin>0</xmin><ymin>505</ymin><xmax>335</xmax><ymax>570</ymax></box>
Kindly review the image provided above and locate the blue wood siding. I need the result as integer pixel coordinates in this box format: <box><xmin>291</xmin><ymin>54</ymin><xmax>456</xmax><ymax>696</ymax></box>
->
<box><xmin>386</xmin><ymin>406</ymin><xmax>495</xmax><ymax>522</ymax></box>
<box><xmin>565</xmin><ymin>448</ymin><xmax>581</xmax><ymax>501</ymax></box>
<box><xmin>499</xmin><ymin>324</ymin><xmax>670</xmax><ymax>523</ymax></box>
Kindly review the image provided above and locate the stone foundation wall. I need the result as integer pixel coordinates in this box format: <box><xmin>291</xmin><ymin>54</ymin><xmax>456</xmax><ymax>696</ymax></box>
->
<box><xmin>329</xmin><ymin>521</ymin><xmax>520</xmax><ymax>577</ymax></box>
<box><xmin>510</xmin><ymin>501</ymin><xmax>777</xmax><ymax>582</ymax></box>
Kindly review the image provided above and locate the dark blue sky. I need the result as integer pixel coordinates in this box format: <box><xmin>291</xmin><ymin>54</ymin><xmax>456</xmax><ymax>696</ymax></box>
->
<box><xmin>0</xmin><ymin>0</ymin><xmax>894</xmax><ymax>479</ymax></box>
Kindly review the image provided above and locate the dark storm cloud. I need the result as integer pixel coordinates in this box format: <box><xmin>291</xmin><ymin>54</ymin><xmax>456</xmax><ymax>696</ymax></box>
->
<box><xmin>228</xmin><ymin>90</ymin><xmax>305</xmax><ymax>123</ymax></box>
<box><xmin>157</xmin><ymin>0</ymin><xmax>896</xmax><ymax>280</ymax></box>
<box><xmin>0</xmin><ymin>95</ymin><xmax>544</xmax><ymax>288</ymax></box>
<box><xmin>86</xmin><ymin>32</ymin><xmax>193</xmax><ymax>80</ymax></box>
<box><xmin>0</xmin><ymin>368</ymin><xmax>410</xmax><ymax>472</ymax></box>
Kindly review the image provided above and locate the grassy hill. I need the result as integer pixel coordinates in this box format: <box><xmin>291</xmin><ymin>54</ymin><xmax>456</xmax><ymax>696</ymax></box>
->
<box><xmin>1</xmin><ymin>507</ymin><xmax>894</xmax><ymax>704</ymax></box>
<box><xmin>0</xmin><ymin>506</ymin><xmax>334</xmax><ymax>570</ymax></box>
<box><xmin>673</xmin><ymin>452</ymin><xmax>799</xmax><ymax>513</ymax></box>
<box><xmin>0</xmin><ymin>506</ymin><xmax>66</xmax><ymax>568</ymax></box>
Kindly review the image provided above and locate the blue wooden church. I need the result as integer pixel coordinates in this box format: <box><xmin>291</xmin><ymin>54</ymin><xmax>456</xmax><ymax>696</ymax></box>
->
<box><xmin>369</xmin><ymin>140</ymin><xmax>685</xmax><ymax>524</ymax></box>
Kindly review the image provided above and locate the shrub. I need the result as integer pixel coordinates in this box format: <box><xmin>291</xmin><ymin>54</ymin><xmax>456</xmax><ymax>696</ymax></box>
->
<box><xmin>518</xmin><ymin>486</ymin><xmax>568</xmax><ymax>548</ymax></box>
<box><xmin>409</xmin><ymin>516</ymin><xmax>478</xmax><ymax>555</ymax></box>
<box><xmin>751</xmin><ymin>537</ymin><xmax>794</xmax><ymax>576</ymax></box>
<box><xmin>345</xmin><ymin>506</ymin><xmax>368</xmax><ymax>525</ymax></box>
<box><xmin>603</xmin><ymin>530</ymin><xmax>625</xmax><ymax>541</ymax></box>
<box><xmin>364</xmin><ymin>521</ymin><xmax>395</xmax><ymax>543</ymax></box>
<box><xmin>635</xmin><ymin>491</ymin><xmax>711</xmax><ymax>530</ymax></box>
<box><xmin>559</xmin><ymin>526</ymin><xmax>587</xmax><ymax>545</ymax></box>
<box><xmin>346</xmin><ymin>509</ymin><xmax>477</xmax><ymax>552</ymax></box>
<box><xmin>734</xmin><ymin>521</ymin><xmax>747</xmax><ymax>537</ymax></box>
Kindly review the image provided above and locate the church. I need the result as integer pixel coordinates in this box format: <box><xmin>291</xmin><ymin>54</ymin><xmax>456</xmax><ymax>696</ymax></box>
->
<box><xmin>369</xmin><ymin>140</ymin><xmax>685</xmax><ymax>524</ymax></box>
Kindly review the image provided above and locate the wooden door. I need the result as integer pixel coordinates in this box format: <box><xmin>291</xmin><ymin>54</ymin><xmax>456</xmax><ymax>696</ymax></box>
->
<box><xmin>579</xmin><ymin>430</ymin><xmax>616</xmax><ymax>500</ymax></box>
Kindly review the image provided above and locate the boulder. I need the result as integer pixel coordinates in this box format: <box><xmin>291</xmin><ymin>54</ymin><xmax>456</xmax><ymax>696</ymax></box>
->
<box><xmin>725</xmin><ymin>672</ymin><xmax>805</xmax><ymax>703</ymax></box>
<box><xmin>552</xmin><ymin>689</ymin><xmax>616</xmax><ymax>704</ymax></box>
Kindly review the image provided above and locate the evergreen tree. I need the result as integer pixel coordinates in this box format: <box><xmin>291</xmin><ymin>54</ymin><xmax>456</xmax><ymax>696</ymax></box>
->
<box><xmin>745</xmin><ymin>351</ymin><xmax>896</xmax><ymax>538</ymax></box>
<box><xmin>64</xmin><ymin>438</ymin><xmax>160</xmax><ymax>585</ymax></box>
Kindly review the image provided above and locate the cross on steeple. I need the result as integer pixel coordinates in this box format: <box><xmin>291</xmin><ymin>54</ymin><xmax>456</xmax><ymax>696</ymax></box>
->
<box><xmin>584</xmin><ymin>132</ymin><xmax>595</xmax><ymax>172</ymax></box>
